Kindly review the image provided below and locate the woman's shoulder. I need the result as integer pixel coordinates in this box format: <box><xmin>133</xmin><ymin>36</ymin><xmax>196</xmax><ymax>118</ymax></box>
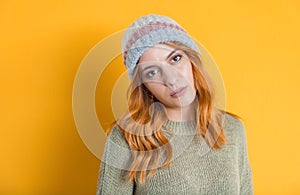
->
<box><xmin>222</xmin><ymin>112</ymin><xmax>247</xmax><ymax>143</ymax></box>
<box><xmin>222</xmin><ymin>112</ymin><xmax>244</xmax><ymax>130</ymax></box>
<box><xmin>106</xmin><ymin>124</ymin><xmax>130</xmax><ymax>149</ymax></box>
<box><xmin>101</xmin><ymin>124</ymin><xmax>133</xmax><ymax>171</ymax></box>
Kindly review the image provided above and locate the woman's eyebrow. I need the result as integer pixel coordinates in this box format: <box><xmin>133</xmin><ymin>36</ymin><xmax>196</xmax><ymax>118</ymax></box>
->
<box><xmin>140</xmin><ymin>49</ymin><xmax>179</xmax><ymax>73</ymax></box>
<box><xmin>141</xmin><ymin>65</ymin><xmax>157</xmax><ymax>73</ymax></box>
<box><xmin>165</xmin><ymin>49</ymin><xmax>179</xmax><ymax>60</ymax></box>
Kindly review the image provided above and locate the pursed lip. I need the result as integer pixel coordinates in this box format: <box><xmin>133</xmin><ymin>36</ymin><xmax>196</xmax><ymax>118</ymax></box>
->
<box><xmin>170</xmin><ymin>86</ymin><xmax>187</xmax><ymax>98</ymax></box>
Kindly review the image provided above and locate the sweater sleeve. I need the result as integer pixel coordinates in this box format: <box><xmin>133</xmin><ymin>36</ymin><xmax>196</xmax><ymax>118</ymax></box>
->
<box><xmin>237</xmin><ymin>121</ymin><xmax>254</xmax><ymax>195</ymax></box>
<box><xmin>96</xmin><ymin>126</ymin><xmax>135</xmax><ymax>195</ymax></box>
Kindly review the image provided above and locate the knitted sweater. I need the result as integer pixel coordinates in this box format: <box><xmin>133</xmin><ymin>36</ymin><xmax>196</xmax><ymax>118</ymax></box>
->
<box><xmin>96</xmin><ymin>113</ymin><xmax>253</xmax><ymax>194</ymax></box>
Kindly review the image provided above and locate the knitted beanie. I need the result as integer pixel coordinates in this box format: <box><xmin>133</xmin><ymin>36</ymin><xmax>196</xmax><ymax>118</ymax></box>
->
<box><xmin>122</xmin><ymin>14</ymin><xmax>201</xmax><ymax>79</ymax></box>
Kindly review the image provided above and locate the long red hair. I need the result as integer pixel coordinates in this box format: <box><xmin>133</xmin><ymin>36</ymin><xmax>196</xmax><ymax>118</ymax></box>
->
<box><xmin>114</xmin><ymin>42</ymin><xmax>240</xmax><ymax>184</ymax></box>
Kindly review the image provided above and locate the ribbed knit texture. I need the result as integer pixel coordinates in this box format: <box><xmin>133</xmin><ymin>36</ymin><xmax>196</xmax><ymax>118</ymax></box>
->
<box><xmin>122</xmin><ymin>14</ymin><xmax>201</xmax><ymax>79</ymax></box>
<box><xmin>96</xmin><ymin>113</ymin><xmax>253</xmax><ymax>195</ymax></box>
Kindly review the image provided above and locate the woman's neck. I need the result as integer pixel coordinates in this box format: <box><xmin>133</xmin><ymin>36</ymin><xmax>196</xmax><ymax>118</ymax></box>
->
<box><xmin>165</xmin><ymin>104</ymin><xmax>196</xmax><ymax>122</ymax></box>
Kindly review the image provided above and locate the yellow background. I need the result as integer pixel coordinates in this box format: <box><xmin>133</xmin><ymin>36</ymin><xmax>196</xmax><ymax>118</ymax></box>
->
<box><xmin>1</xmin><ymin>0</ymin><xmax>299</xmax><ymax>194</ymax></box>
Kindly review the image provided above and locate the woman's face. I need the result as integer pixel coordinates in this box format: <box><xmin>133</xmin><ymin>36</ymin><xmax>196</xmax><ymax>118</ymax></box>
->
<box><xmin>137</xmin><ymin>44</ymin><xmax>196</xmax><ymax>109</ymax></box>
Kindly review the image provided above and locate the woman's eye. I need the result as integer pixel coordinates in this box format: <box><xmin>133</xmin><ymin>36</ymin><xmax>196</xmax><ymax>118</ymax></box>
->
<box><xmin>146</xmin><ymin>69</ymin><xmax>159</xmax><ymax>78</ymax></box>
<box><xmin>171</xmin><ymin>54</ymin><xmax>182</xmax><ymax>62</ymax></box>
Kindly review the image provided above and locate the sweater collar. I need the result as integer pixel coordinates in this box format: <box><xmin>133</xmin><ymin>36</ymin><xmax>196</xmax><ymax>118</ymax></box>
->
<box><xmin>162</xmin><ymin>120</ymin><xmax>197</xmax><ymax>135</ymax></box>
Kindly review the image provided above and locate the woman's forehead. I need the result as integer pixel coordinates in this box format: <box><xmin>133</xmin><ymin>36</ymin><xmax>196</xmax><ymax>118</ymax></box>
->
<box><xmin>139</xmin><ymin>44</ymin><xmax>175</xmax><ymax>63</ymax></box>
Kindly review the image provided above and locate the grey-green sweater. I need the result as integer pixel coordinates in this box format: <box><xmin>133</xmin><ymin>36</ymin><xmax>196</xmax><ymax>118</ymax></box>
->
<box><xmin>96</xmin><ymin>113</ymin><xmax>253</xmax><ymax>194</ymax></box>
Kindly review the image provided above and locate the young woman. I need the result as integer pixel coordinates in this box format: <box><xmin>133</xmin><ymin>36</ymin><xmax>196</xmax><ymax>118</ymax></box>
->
<box><xmin>96</xmin><ymin>14</ymin><xmax>253</xmax><ymax>195</ymax></box>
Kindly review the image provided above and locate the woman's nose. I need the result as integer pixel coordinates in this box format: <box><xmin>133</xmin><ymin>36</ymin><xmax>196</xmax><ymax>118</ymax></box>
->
<box><xmin>162</xmin><ymin>66</ymin><xmax>178</xmax><ymax>88</ymax></box>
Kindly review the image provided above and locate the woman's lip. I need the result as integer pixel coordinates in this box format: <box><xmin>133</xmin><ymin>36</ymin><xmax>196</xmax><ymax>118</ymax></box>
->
<box><xmin>170</xmin><ymin>86</ymin><xmax>187</xmax><ymax>98</ymax></box>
